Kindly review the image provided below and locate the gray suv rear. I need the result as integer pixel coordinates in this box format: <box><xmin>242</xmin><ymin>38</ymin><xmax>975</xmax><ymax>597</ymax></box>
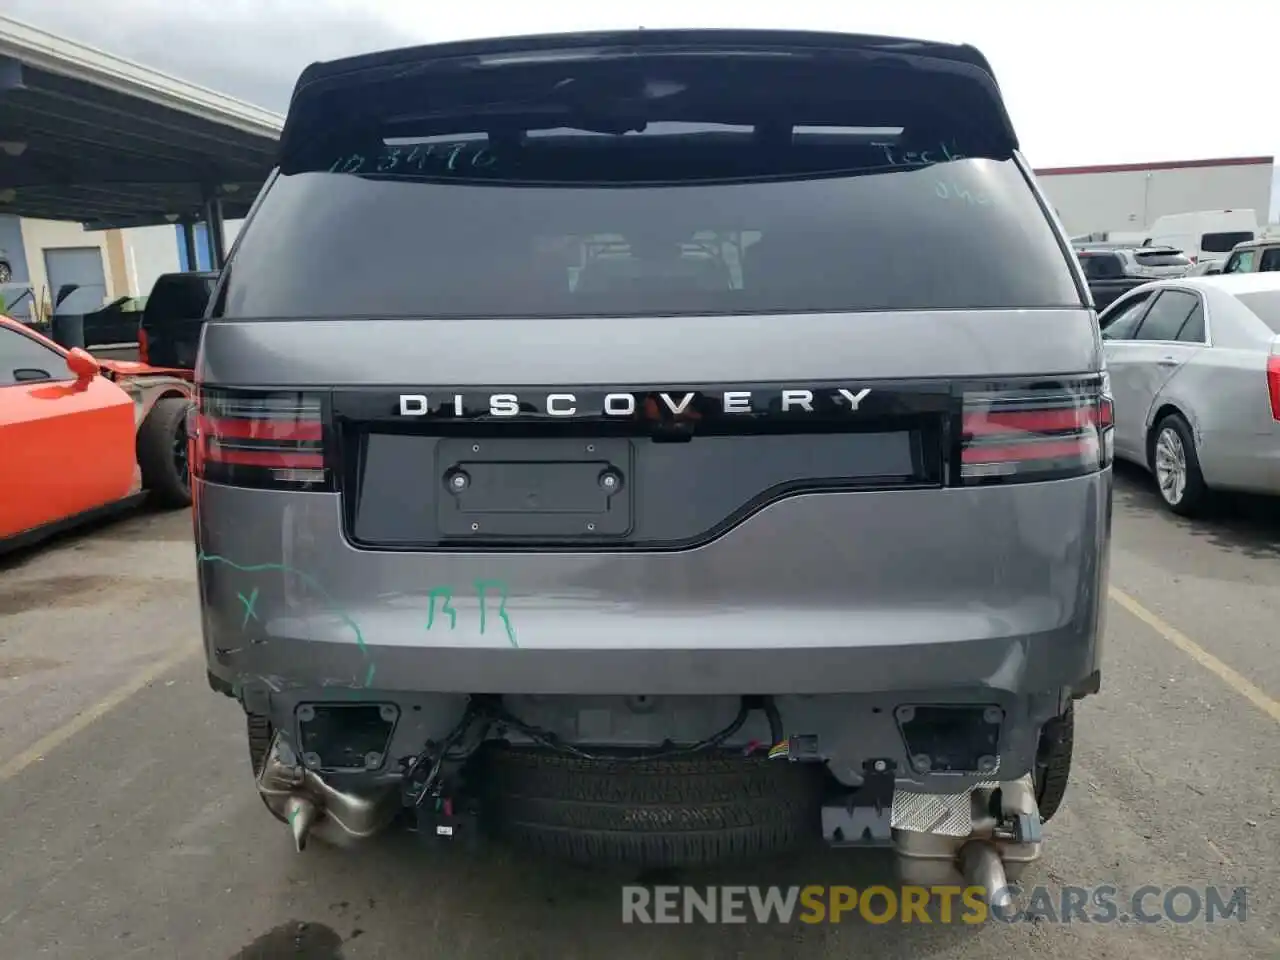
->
<box><xmin>193</xmin><ymin>29</ymin><xmax>1111</xmax><ymax>891</ymax></box>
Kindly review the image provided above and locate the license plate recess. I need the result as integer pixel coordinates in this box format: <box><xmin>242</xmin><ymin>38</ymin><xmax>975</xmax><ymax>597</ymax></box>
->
<box><xmin>436</xmin><ymin>438</ymin><xmax>632</xmax><ymax>538</ymax></box>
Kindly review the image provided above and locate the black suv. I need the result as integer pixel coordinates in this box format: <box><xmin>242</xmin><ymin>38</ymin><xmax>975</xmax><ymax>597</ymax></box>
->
<box><xmin>137</xmin><ymin>271</ymin><xmax>218</xmax><ymax>368</ymax></box>
<box><xmin>1076</xmin><ymin>244</ymin><xmax>1192</xmax><ymax>309</ymax></box>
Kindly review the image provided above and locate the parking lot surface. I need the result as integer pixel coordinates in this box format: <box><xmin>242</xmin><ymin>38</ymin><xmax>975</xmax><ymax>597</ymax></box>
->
<box><xmin>0</xmin><ymin>466</ymin><xmax>1277</xmax><ymax>959</ymax></box>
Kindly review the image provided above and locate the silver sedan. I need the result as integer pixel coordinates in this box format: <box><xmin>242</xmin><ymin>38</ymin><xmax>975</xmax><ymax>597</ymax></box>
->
<box><xmin>1099</xmin><ymin>273</ymin><xmax>1280</xmax><ymax>514</ymax></box>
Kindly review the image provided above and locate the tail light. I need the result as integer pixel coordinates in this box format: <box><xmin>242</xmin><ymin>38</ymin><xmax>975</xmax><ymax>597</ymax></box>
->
<box><xmin>137</xmin><ymin>326</ymin><xmax>149</xmax><ymax>365</ymax></box>
<box><xmin>959</xmin><ymin>377</ymin><xmax>1113</xmax><ymax>484</ymax></box>
<box><xmin>1267</xmin><ymin>354</ymin><xmax>1280</xmax><ymax>422</ymax></box>
<box><xmin>191</xmin><ymin>387</ymin><xmax>331</xmax><ymax>490</ymax></box>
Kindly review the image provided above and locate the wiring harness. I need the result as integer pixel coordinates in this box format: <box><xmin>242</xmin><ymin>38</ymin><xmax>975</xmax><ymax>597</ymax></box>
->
<box><xmin>403</xmin><ymin>693</ymin><xmax>790</xmax><ymax>804</ymax></box>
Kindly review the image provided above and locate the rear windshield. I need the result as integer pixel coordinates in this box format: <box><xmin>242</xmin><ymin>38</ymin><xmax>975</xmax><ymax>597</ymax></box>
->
<box><xmin>143</xmin><ymin>274</ymin><xmax>216</xmax><ymax>326</ymax></box>
<box><xmin>1133</xmin><ymin>250</ymin><xmax>1191</xmax><ymax>268</ymax></box>
<box><xmin>1235</xmin><ymin>290</ymin><xmax>1280</xmax><ymax>332</ymax></box>
<box><xmin>1202</xmin><ymin>231</ymin><xmax>1254</xmax><ymax>253</ymax></box>
<box><xmin>1078</xmin><ymin>253</ymin><xmax>1124</xmax><ymax>279</ymax></box>
<box><xmin>223</xmin><ymin>53</ymin><xmax>1081</xmax><ymax>319</ymax></box>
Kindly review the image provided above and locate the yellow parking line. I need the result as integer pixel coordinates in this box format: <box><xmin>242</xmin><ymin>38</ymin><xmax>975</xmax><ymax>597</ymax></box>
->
<box><xmin>1110</xmin><ymin>587</ymin><xmax>1280</xmax><ymax>724</ymax></box>
<box><xmin>0</xmin><ymin>646</ymin><xmax>197</xmax><ymax>783</ymax></box>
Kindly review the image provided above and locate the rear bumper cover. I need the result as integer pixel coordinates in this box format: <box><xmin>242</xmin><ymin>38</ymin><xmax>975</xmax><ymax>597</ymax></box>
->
<box><xmin>197</xmin><ymin>473</ymin><xmax>1108</xmax><ymax>787</ymax></box>
<box><xmin>197</xmin><ymin>474</ymin><xmax>1109</xmax><ymax>698</ymax></box>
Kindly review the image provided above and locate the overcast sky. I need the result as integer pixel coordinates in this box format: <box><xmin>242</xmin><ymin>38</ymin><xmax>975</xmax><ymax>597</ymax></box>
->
<box><xmin>6</xmin><ymin>0</ymin><xmax>1279</xmax><ymax>210</ymax></box>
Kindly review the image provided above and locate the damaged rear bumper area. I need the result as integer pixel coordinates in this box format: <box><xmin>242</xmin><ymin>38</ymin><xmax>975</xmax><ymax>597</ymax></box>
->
<box><xmin>199</xmin><ymin>477</ymin><xmax>1104</xmax><ymax>875</ymax></box>
<box><xmin>240</xmin><ymin>687</ymin><xmax>1065</xmax><ymax>890</ymax></box>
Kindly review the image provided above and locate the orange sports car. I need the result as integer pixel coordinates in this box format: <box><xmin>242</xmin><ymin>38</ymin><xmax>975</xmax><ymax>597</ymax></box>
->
<box><xmin>0</xmin><ymin>314</ymin><xmax>196</xmax><ymax>552</ymax></box>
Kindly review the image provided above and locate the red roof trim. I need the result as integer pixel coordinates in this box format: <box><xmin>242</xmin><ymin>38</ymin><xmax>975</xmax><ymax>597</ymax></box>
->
<box><xmin>1034</xmin><ymin>156</ymin><xmax>1274</xmax><ymax>176</ymax></box>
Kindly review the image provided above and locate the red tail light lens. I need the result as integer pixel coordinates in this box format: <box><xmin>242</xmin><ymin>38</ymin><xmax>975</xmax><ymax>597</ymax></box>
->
<box><xmin>192</xmin><ymin>388</ymin><xmax>331</xmax><ymax>490</ymax></box>
<box><xmin>960</xmin><ymin>378</ymin><xmax>1112</xmax><ymax>484</ymax></box>
<box><xmin>137</xmin><ymin>326</ymin><xmax>149</xmax><ymax>365</ymax></box>
<box><xmin>1267</xmin><ymin>355</ymin><xmax>1280</xmax><ymax>422</ymax></box>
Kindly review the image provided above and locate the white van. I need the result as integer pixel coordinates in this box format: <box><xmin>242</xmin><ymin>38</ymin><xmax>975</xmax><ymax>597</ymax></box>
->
<box><xmin>1143</xmin><ymin>209</ymin><xmax>1259</xmax><ymax>262</ymax></box>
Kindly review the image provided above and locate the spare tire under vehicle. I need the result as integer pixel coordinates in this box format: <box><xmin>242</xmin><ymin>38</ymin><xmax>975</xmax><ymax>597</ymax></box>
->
<box><xmin>475</xmin><ymin>746</ymin><xmax>827</xmax><ymax>866</ymax></box>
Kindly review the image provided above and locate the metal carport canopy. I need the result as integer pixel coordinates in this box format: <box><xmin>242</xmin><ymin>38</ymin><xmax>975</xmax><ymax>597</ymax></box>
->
<box><xmin>0</xmin><ymin>14</ymin><xmax>282</xmax><ymax>233</ymax></box>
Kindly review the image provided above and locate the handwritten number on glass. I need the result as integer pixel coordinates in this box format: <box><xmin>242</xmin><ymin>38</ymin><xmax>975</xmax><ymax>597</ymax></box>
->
<box><xmin>329</xmin><ymin>142</ymin><xmax>497</xmax><ymax>177</ymax></box>
<box><xmin>376</xmin><ymin>147</ymin><xmax>402</xmax><ymax>172</ymax></box>
<box><xmin>934</xmin><ymin>180</ymin><xmax>991</xmax><ymax>205</ymax></box>
<box><xmin>329</xmin><ymin>153</ymin><xmax>366</xmax><ymax>174</ymax></box>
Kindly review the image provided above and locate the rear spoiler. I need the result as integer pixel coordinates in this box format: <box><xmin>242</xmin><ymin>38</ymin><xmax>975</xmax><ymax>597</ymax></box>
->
<box><xmin>289</xmin><ymin>29</ymin><xmax>1004</xmax><ymax>99</ymax></box>
<box><xmin>279</xmin><ymin>29</ymin><xmax>1017</xmax><ymax>163</ymax></box>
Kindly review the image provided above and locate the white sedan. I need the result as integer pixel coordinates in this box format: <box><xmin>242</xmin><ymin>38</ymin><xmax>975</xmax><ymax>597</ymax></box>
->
<box><xmin>1098</xmin><ymin>273</ymin><xmax>1280</xmax><ymax>515</ymax></box>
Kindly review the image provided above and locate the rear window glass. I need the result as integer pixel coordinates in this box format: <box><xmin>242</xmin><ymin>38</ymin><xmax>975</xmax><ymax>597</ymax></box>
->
<box><xmin>1135</xmin><ymin>290</ymin><xmax>1199</xmax><ymax>341</ymax></box>
<box><xmin>1099</xmin><ymin>294</ymin><xmax>1152</xmax><ymax>339</ymax></box>
<box><xmin>1134</xmin><ymin>250</ymin><xmax>1191</xmax><ymax>268</ymax></box>
<box><xmin>1235</xmin><ymin>290</ymin><xmax>1280</xmax><ymax>332</ymax></box>
<box><xmin>224</xmin><ymin>53</ymin><xmax>1080</xmax><ymax>319</ymax></box>
<box><xmin>143</xmin><ymin>274</ymin><xmax>216</xmax><ymax>326</ymax></box>
<box><xmin>1225</xmin><ymin>250</ymin><xmax>1256</xmax><ymax>273</ymax></box>
<box><xmin>1201</xmin><ymin>231</ymin><xmax>1254</xmax><ymax>253</ymax></box>
<box><xmin>1079</xmin><ymin>253</ymin><xmax>1124</xmax><ymax>279</ymax></box>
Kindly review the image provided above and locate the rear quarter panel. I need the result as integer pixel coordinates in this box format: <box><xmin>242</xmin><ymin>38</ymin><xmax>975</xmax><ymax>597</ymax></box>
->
<box><xmin>1174</xmin><ymin>348</ymin><xmax>1278</xmax><ymax>488</ymax></box>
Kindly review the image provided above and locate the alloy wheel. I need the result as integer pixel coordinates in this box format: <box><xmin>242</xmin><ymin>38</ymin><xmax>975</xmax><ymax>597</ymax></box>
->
<box><xmin>1154</xmin><ymin>426</ymin><xmax>1186</xmax><ymax>506</ymax></box>
<box><xmin>173</xmin><ymin>415</ymin><xmax>190</xmax><ymax>491</ymax></box>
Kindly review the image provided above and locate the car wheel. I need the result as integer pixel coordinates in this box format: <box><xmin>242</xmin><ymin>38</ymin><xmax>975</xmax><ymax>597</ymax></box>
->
<box><xmin>138</xmin><ymin>397</ymin><xmax>193</xmax><ymax>508</ymax></box>
<box><xmin>0</xmin><ymin>260</ymin><xmax>11</xmax><ymax>284</ymax></box>
<box><xmin>1033</xmin><ymin>702</ymin><xmax>1073</xmax><ymax>822</ymax></box>
<box><xmin>1150</xmin><ymin>413</ymin><xmax>1207</xmax><ymax>517</ymax></box>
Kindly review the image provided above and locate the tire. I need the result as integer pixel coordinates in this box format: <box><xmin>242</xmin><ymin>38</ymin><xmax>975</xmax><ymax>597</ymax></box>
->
<box><xmin>1033</xmin><ymin>702</ymin><xmax>1074</xmax><ymax>823</ymax></box>
<box><xmin>476</xmin><ymin>747</ymin><xmax>825</xmax><ymax>867</ymax></box>
<box><xmin>0</xmin><ymin>261</ymin><xmax>11</xmax><ymax>284</ymax></box>
<box><xmin>247</xmin><ymin>711</ymin><xmax>290</xmax><ymax>825</ymax></box>
<box><xmin>1149</xmin><ymin>412</ymin><xmax>1208</xmax><ymax>517</ymax></box>
<box><xmin>138</xmin><ymin>397</ymin><xmax>193</xmax><ymax>508</ymax></box>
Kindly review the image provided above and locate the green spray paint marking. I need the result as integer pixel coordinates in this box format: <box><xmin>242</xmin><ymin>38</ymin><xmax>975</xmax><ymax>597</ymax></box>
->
<box><xmin>426</xmin><ymin>582</ymin><xmax>517</xmax><ymax>647</ymax></box>
<box><xmin>238</xmin><ymin>587</ymin><xmax>260</xmax><ymax>628</ymax></box>
<box><xmin>426</xmin><ymin>587</ymin><xmax>457</xmax><ymax>631</ymax></box>
<box><xmin>197</xmin><ymin>551</ymin><xmax>374</xmax><ymax>687</ymax></box>
<box><xmin>200</xmin><ymin>552</ymin><xmax>519</xmax><ymax>700</ymax></box>
<box><xmin>474</xmin><ymin>579</ymin><xmax>518</xmax><ymax>648</ymax></box>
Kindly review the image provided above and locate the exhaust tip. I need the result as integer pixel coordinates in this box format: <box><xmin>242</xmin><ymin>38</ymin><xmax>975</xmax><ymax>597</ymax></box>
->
<box><xmin>988</xmin><ymin>881</ymin><xmax>1015</xmax><ymax>911</ymax></box>
<box><xmin>285</xmin><ymin>795</ymin><xmax>320</xmax><ymax>852</ymax></box>
<box><xmin>960</xmin><ymin>840</ymin><xmax>1013</xmax><ymax>910</ymax></box>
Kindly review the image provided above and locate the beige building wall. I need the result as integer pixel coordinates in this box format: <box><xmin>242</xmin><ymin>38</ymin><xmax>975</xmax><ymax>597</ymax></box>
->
<box><xmin>103</xmin><ymin>229</ymin><xmax>129</xmax><ymax>297</ymax></box>
<box><xmin>17</xmin><ymin>218</ymin><xmax>117</xmax><ymax>316</ymax></box>
<box><xmin>1035</xmin><ymin>158</ymin><xmax>1274</xmax><ymax>238</ymax></box>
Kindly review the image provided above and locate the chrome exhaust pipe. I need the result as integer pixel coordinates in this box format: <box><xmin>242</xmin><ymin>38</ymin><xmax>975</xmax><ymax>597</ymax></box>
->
<box><xmin>891</xmin><ymin>773</ymin><xmax>1043</xmax><ymax>899</ymax></box>
<box><xmin>959</xmin><ymin>840</ymin><xmax>1014</xmax><ymax>910</ymax></box>
<box><xmin>255</xmin><ymin>734</ymin><xmax>401</xmax><ymax>851</ymax></box>
<box><xmin>284</xmin><ymin>795</ymin><xmax>320</xmax><ymax>852</ymax></box>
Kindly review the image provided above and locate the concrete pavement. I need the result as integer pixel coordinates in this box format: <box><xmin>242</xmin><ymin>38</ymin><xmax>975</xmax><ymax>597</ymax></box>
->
<box><xmin>0</xmin><ymin>466</ymin><xmax>1276</xmax><ymax>959</ymax></box>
